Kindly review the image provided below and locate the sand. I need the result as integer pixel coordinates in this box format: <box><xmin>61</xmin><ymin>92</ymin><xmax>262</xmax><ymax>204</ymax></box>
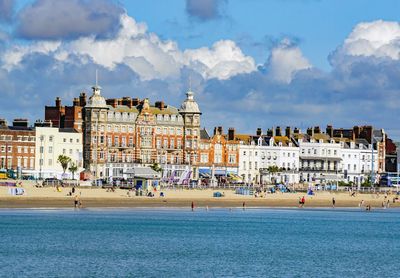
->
<box><xmin>1</xmin><ymin>181</ymin><xmax>399</xmax><ymax>209</ymax></box>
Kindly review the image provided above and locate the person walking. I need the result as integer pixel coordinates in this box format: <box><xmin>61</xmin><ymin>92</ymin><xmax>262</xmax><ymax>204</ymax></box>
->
<box><xmin>191</xmin><ymin>201</ymin><xmax>194</xmax><ymax>211</ymax></box>
<box><xmin>332</xmin><ymin>197</ymin><xmax>336</xmax><ymax>208</ymax></box>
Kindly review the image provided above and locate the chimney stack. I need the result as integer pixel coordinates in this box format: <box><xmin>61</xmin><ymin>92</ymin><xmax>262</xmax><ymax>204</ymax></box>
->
<box><xmin>12</xmin><ymin>118</ymin><xmax>29</xmax><ymax>127</ymax></box>
<box><xmin>0</xmin><ymin>119</ymin><xmax>7</xmax><ymax>127</ymax></box>
<box><xmin>218</xmin><ymin>126</ymin><xmax>223</xmax><ymax>135</ymax></box>
<box><xmin>314</xmin><ymin>126</ymin><xmax>321</xmax><ymax>134</ymax></box>
<box><xmin>256</xmin><ymin>128</ymin><xmax>262</xmax><ymax>136</ymax></box>
<box><xmin>326</xmin><ymin>125</ymin><xmax>333</xmax><ymax>137</ymax></box>
<box><xmin>155</xmin><ymin>101</ymin><xmax>165</xmax><ymax>110</ymax></box>
<box><xmin>122</xmin><ymin>97</ymin><xmax>133</xmax><ymax>108</ymax></box>
<box><xmin>285</xmin><ymin>126</ymin><xmax>291</xmax><ymax>137</ymax></box>
<box><xmin>132</xmin><ymin>98</ymin><xmax>140</xmax><ymax>106</ymax></box>
<box><xmin>267</xmin><ymin>129</ymin><xmax>273</xmax><ymax>137</ymax></box>
<box><xmin>276</xmin><ymin>126</ymin><xmax>282</xmax><ymax>136</ymax></box>
<box><xmin>106</xmin><ymin>99</ymin><xmax>118</xmax><ymax>108</ymax></box>
<box><xmin>73</xmin><ymin>98</ymin><xmax>79</xmax><ymax>106</ymax></box>
<box><xmin>228</xmin><ymin>128</ymin><xmax>235</xmax><ymax>141</ymax></box>
<box><xmin>79</xmin><ymin>92</ymin><xmax>87</xmax><ymax>106</ymax></box>
<box><xmin>55</xmin><ymin>97</ymin><xmax>61</xmax><ymax>108</ymax></box>
<box><xmin>294</xmin><ymin>127</ymin><xmax>300</xmax><ymax>134</ymax></box>
<box><xmin>307</xmin><ymin>127</ymin><xmax>313</xmax><ymax>136</ymax></box>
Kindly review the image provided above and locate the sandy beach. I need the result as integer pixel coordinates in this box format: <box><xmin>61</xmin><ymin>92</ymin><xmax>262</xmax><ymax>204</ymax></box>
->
<box><xmin>1</xmin><ymin>181</ymin><xmax>399</xmax><ymax>209</ymax></box>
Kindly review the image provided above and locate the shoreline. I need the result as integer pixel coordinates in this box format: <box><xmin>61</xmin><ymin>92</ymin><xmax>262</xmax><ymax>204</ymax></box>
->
<box><xmin>1</xmin><ymin>196</ymin><xmax>398</xmax><ymax>209</ymax></box>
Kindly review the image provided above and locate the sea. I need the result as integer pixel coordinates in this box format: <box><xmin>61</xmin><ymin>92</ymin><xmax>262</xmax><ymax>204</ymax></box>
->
<box><xmin>0</xmin><ymin>208</ymin><xmax>399</xmax><ymax>278</ymax></box>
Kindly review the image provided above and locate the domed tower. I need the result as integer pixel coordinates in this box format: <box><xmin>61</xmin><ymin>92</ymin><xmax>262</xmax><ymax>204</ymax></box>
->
<box><xmin>180</xmin><ymin>90</ymin><xmax>201</xmax><ymax>177</ymax></box>
<box><xmin>83</xmin><ymin>82</ymin><xmax>109</xmax><ymax>179</ymax></box>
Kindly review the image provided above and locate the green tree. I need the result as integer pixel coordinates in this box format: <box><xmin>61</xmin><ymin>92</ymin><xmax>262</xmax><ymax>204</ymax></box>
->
<box><xmin>68</xmin><ymin>162</ymin><xmax>78</xmax><ymax>180</ymax></box>
<box><xmin>57</xmin><ymin>155</ymin><xmax>71</xmax><ymax>177</ymax></box>
<box><xmin>150</xmin><ymin>163</ymin><xmax>162</xmax><ymax>173</ymax></box>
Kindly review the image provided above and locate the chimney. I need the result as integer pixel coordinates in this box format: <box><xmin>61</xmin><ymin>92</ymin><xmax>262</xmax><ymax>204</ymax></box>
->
<box><xmin>307</xmin><ymin>127</ymin><xmax>313</xmax><ymax>136</ymax></box>
<box><xmin>106</xmin><ymin>99</ymin><xmax>118</xmax><ymax>108</ymax></box>
<box><xmin>79</xmin><ymin>92</ymin><xmax>87</xmax><ymax>106</ymax></box>
<box><xmin>13</xmin><ymin>118</ymin><xmax>29</xmax><ymax>127</ymax></box>
<box><xmin>353</xmin><ymin>126</ymin><xmax>360</xmax><ymax>139</ymax></box>
<box><xmin>213</xmin><ymin>127</ymin><xmax>218</xmax><ymax>136</ymax></box>
<box><xmin>256</xmin><ymin>128</ymin><xmax>262</xmax><ymax>136</ymax></box>
<box><xmin>294</xmin><ymin>127</ymin><xmax>300</xmax><ymax>134</ymax></box>
<box><xmin>118</xmin><ymin>99</ymin><xmax>123</xmax><ymax>106</ymax></box>
<box><xmin>132</xmin><ymin>98</ymin><xmax>140</xmax><ymax>106</ymax></box>
<box><xmin>122</xmin><ymin>97</ymin><xmax>133</xmax><ymax>108</ymax></box>
<box><xmin>73</xmin><ymin>98</ymin><xmax>79</xmax><ymax>106</ymax></box>
<box><xmin>326</xmin><ymin>125</ymin><xmax>333</xmax><ymax>137</ymax></box>
<box><xmin>314</xmin><ymin>126</ymin><xmax>321</xmax><ymax>134</ymax></box>
<box><xmin>276</xmin><ymin>126</ymin><xmax>282</xmax><ymax>137</ymax></box>
<box><xmin>266</xmin><ymin>129</ymin><xmax>273</xmax><ymax>137</ymax></box>
<box><xmin>155</xmin><ymin>101</ymin><xmax>165</xmax><ymax>110</ymax></box>
<box><xmin>218</xmin><ymin>126</ymin><xmax>223</xmax><ymax>135</ymax></box>
<box><xmin>55</xmin><ymin>97</ymin><xmax>61</xmax><ymax>108</ymax></box>
<box><xmin>285</xmin><ymin>126</ymin><xmax>291</xmax><ymax>137</ymax></box>
<box><xmin>228</xmin><ymin>128</ymin><xmax>235</xmax><ymax>141</ymax></box>
<box><xmin>0</xmin><ymin>119</ymin><xmax>7</xmax><ymax>127</ymax></box>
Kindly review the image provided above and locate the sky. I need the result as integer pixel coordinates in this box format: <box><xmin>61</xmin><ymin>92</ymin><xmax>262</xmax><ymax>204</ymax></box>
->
<box><xmin>1</xmin><ymin>0</ymin><xmax>400</xmax><ymax>139</ymax></box>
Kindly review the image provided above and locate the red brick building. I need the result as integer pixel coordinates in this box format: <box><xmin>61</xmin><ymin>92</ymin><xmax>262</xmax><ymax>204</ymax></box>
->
<box><xmin>0</xmin><ymin>119</ymin><xmax>36</xmax><ymax>172</ymax></box>
<box><xmin>45</xmin><ymin>93</ymin><xmax>86</xmax><ymax>132</ymax></box>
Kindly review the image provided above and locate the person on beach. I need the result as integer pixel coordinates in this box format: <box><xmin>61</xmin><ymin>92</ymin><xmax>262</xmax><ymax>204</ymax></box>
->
<box><xmin>191</xmin><ymin>201</ymin><xmax>194</xmax><ymax>211</ymax></box>
<box><xmin>74</xmin><ymin>195</ymin><xmax>79</xmax><ymax>208</ymax></box>
<box><xmin>298</xmin><ymin>197</ymin><xmax>302</xmax><ymax>208</ymax></box>
<box><xmin>301</xmin><ymin>196</ymin><xmax>305</xmax><ymax>208</ymax></box>
<box><xmin>332</xmin><ymin>197</ymin><xmax>336</xmax><ymax>208</ymax></box>
<box><xmin>359</xmin><ymin>200</ymin><xmax>365</xmax><ymax>208</ymax></box>
<box><xmin>243</xmin><ymin>202</ymin><xmax>246</xmax><ymax>211</ymax></box>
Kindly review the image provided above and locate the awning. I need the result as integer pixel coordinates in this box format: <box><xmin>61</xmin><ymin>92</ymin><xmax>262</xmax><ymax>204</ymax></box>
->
<box><xmin>124</xmin><ymin>167</ymin><xmax>161</xmax><ymax>179</ymax></box>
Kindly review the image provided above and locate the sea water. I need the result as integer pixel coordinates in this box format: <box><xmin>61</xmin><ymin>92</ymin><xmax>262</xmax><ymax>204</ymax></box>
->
<box><xmin>0</xmin><ymin>208</ymin><xmax>399</xmax><ymax>277</ymax></box>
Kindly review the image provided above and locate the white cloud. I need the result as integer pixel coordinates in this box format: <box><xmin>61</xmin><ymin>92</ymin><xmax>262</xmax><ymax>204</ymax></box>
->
<box><xmin>341</xmin><ymin>20</ymin><xmax>400</xmax><ymax>59</ymax></box>
<box><xmin>184</xmin><ymin>40</ymin><xmax>256</xmax><ymax>80</ymax></box>
<box><xmin>268</xmin><ymin>41</ymin><xmax>311</xmax><ymax>83</ymax></box>
<box><xmin>1</xmin><ymin>13</ymin><xmax>256</xmax><ymax>81</ymax></box>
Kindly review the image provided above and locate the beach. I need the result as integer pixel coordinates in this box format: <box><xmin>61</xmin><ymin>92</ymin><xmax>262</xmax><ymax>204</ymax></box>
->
<box><xmin>1</xmin><ymin>181</ymin><xmax>399</xmax><ymax>209</ymax></box>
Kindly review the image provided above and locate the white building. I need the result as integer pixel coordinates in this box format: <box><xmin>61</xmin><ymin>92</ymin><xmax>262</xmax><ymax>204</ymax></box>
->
<box><xmin>35</xmin><ymin>127</ymin><xmax>83</xmax><ymax>179</ymax></box>
<box><xmin>298</xmin><ymin>135</ymin><xmax>343</xmax><ymax>183</ymax></box>
<box><xmin>340</xmin><ymin>140</ymin><xmax>378</xmax><ymax>185</ymax></box>
<box><xmin>238</xmin><ymin>136</ymin><xmax>300</xmax><ymax>184</ymax></box>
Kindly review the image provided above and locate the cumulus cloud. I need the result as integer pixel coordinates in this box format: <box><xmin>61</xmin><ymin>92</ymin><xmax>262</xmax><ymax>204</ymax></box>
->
<box><xmin>186</xmin><ymin>0</ymin><xmax>226</xmax><ymax>21</ymax></box>
<box><xmin>1</xmin><ymin>14</ymin><xmax>400</xmax><ymax>140</ymax></box>
<box><xmin>267</xmin><ymin>39</ymin><xmax>312</xmax><ymax>83</ymax></box>
<box><xmin>15</xmin><ymin>0</ymin><xmax>124</xmax><ymax>40</ymax></box>
<box><xmin>3</xmin><ymin>13</ymin><xmax>256</xmax><ymax>81</ymax></box>
<box><xmin>0</xmin><ymin>0</ymin><xmax>14</xmax><ymax>22</ymax></box>
<box><xmin>331</xmin><ymin>20</ymin><xmax>400</xmax><ymax>68</ymax></box>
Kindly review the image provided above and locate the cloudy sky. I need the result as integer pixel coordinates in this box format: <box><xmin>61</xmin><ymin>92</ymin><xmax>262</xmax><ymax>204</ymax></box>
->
<box><xmin>1</xmin><ymin>0</ymin><xmax>400</xmax><ymax>139</ymax></box>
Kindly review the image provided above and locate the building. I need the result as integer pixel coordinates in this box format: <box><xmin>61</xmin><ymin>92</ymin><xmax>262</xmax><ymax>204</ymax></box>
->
<box><xmin>45</xmin><ymin>93</ymin><xmax>86</xmax><ymax>132</ymax></box>
<box><xmin>238</xmin><ymin>128</ymin><xmax>300</xmax><ymax>184</ymax></box>
<box><xmin>198</xmin><ymin>127</ymin><xmax>240</xmax><ymax>178</ymax></box>
<box><xmin>82</xmin><ymin>83</ymin><xmax>202</xmax><ymax>180</ymax></box>
<box><xmin>35</xmin><ymin>127</ymin><xmax>83</xmax><ymax>179</ymax></box>
<box><xmin>0</xmin><ymin>119</ymin><xmax>35</xmax><ymax>176</ymax></box>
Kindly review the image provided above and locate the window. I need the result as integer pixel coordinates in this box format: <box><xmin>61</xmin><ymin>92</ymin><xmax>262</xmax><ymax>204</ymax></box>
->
<box><xmin>249</xmin><ymin>162</ymin><xmax>252</xmax><ymax>170</ymax></box>
<box><xmin>49</xmin><ymin>136</ymin><xmax>53</xmax><ymax>142</ymax></box>
<box><xmin>170</xmin><ymin>139</ymin><xmax>175</xmax><ymax>148</ymax></box>
<box><xmin>49</xmin><ymin>159</ymin><xmax>52</xmax><ymax>166</ymax></box>
<box><xmin>49</xmin><ymin>146</ymin><xmax>53</xmax><ymax>153</ymax></box>
<box><xmin>18</xmin><ymin>147</ymin><xmax>21</xmax><ymax>153</ymax></box>
<box><xmin>24</xmin><ymin>147</ymin><xmax>28</xmax><ymax>153</ymax></box>
<box><xmin>243</xmin><ymin>161</ymin><xmax>246</xmax><ymax>170</ymax></box>
<box><xmin>70</xmin><ymin>138</ymin><xmax>73</xmax><ymax>143</ymax></box>
<box><xmin>229</xmin><ymin>154</ymin><xmax>236</xmax><ymax>164</ymax></box>
<box><xmin>201</xmin><ymin>153</ymin><xmax>208</xmax><ymax>163</ymax></box>
<box><xmin>63</xmin><ymin>138</ymin><xmax>66</xmax><ymax>143</ymax></box>
<box><xmin>63</xmin><ymin>149</ymin><xmax>66</xmax><ymax>154</ymax></box>
<box><xmin>76</xmin><ymin>138</ymin><xmax>79</xmax><ymax>143</ymax></box>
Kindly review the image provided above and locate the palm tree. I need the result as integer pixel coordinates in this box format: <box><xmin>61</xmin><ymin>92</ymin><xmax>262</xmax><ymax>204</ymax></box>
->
<box><xmin>68</xmin><ymin>162</ymin><xmax>78</xmax><ymax>180</ymax></box>
<box><xmin>150</xmin><ymin>162</ymin><xmax>162</xmax><ymax>173</ymax></box>
<box><xmin>57</xmin><ymin>155</ymin><xmax>71</xmax><ymax>178</ymax></box>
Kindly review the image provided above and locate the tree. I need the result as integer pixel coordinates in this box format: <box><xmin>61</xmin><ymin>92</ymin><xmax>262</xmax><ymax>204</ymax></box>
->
<box><xmin>150</xmin><ymin>163</ymin><xmax>162</xmax><ymax>173</ymax></box>
<box><xmin>57</xmin><ymin>155</ymin><xmax>71</xmax><ymax>177</ymax></box>
<box><xmin>68</xmin><ymin>162</ymin><xmax>78</xmax><ymax>180</ymax></box>
<box><xmin>267</xmin><ymin>165</ymin><xmax>280</xmax><ymax>184</ymax></box>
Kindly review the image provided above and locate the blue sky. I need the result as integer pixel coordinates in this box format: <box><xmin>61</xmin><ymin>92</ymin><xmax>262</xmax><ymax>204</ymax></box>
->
<box><xmin>1</xmin><ymin>0</ymin><xmax>400</xmax><ymax>139</ymax></box>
